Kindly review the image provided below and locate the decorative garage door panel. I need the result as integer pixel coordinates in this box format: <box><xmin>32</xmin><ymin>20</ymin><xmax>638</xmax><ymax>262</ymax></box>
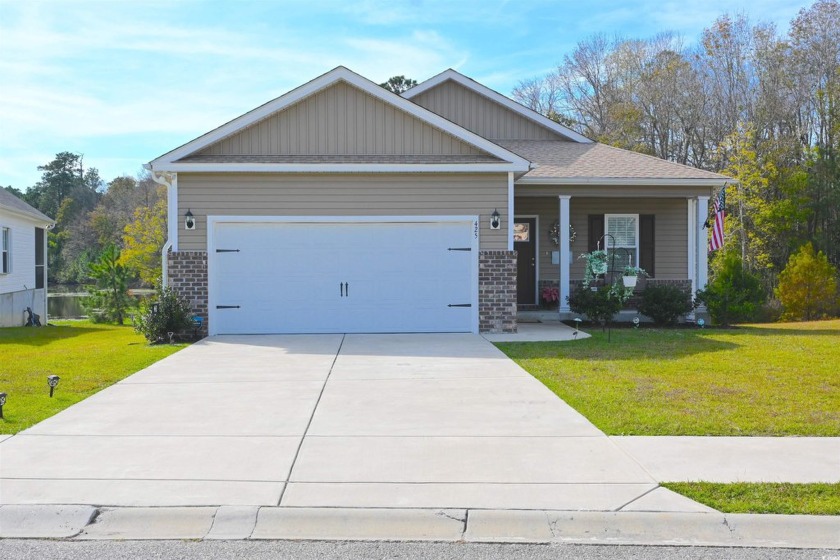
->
<box><xmin>211</xmin><ymin>220</ymin><xmax>475</xmax><ymax>334</ymax></box>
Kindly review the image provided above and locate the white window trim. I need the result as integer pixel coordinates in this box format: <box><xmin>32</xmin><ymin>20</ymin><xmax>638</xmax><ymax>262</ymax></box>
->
<box><xmin>1</xmin><ymin>226</ymin><xmax>10</xmax><ymax>274</ymax></box>
<box><xmin>604</xmin><ymin>214</ymin><xmax>639</xmax><ymax>269</ymax></box>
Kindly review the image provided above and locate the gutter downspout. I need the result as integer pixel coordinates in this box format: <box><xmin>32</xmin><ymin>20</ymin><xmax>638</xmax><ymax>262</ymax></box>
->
<box><xmin>145</xmin><ymin>164</ymin><xmax>174</xmax><ymax>288</ymax></box>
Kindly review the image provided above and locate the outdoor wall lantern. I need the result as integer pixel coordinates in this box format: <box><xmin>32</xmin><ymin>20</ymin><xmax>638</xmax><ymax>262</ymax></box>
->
<box><xmin>47</xmin><ymin>375</ymin><xmax>60</xmax><ymax>398</ymax></box>
<box><xmin>490</xmin><ymin>209</ymin><xmax>501</xmax><ymax>230</ymax></box>
<box><xmin>184</xmin><ymin>209</ymin><xmax>196</xmax><ymax>230</ymax></box>
<box><xmin>0</xmin><ymin>392</ymin><xmax>6</xmax><ymax>419</ymax></box>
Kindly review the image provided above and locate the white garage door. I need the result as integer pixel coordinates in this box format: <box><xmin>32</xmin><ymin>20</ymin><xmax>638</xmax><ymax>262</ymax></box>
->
<box><xmin>209</xmin><ymin>218</ymin><xmax>477</xmax><ymax>334</ymax></box>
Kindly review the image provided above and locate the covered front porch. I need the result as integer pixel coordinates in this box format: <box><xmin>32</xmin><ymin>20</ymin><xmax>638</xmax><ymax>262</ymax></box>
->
<box><xmin>512</xmin><ymin>185</ymin><xmax>712</xmax><ymax>318</ymax></box>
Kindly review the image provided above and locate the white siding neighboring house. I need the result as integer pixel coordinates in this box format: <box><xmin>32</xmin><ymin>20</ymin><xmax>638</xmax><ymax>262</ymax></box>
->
<box><xmin>0</xmin><ymin>189</ymin><xmax>55</xmax><ymax>327</ymax></box>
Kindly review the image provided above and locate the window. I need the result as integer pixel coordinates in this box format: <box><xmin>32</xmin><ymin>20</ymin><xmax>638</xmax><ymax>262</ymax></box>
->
<box><xmin>35</xmin><ymin>227</ymin><xmax>45</xmax><ymax>289</ymax></box>
<box><xmin>1</xmin><ymin>227</ymin><xmax>9</xmax><ymax>274</ymax></box>
<box><xmin>605</xmin><ymin>214</ymin><xmax>639</xmax><ymax>270</ymax></box>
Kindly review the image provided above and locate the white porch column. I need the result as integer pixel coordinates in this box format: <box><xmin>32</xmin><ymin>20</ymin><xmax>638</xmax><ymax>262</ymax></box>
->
<box><xmin>696</xmin><ymin>196</ymin><xmax>710</xmax><ymax>295</ymax></box>
<box><xmin>558</xmin><ymin>195</ymin><xmax>571</xmax><ymax>313</ymax></box>
<box><xmin>687</xmin><ymin>198</ymin><xmax>697</xmax><ymax>296</ymax></box>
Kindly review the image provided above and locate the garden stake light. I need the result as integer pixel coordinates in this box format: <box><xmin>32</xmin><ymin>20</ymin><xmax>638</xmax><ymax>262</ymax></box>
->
<box><xmin>633</xmin><ymin>317</ymin><xmax>640</xmax><ymax>329</ymax></box>
<box><xmin>0</xmin><ymin>392</ymin><xmax>6</xmax><ymax>419</ymax></box>
<box><xmin>47</xmin><ymin>375</ymin><xmax>60</xmax><ymax>398</ymax></box>
<box><xmin>573</xmin><ymin>317</ymin><xmax>582</xmax><ymax>339</ymax></box>
<box><xmin>698</xmin><ymin>318</ymin><xmax>706</xmax><ymax>328</ymax></box>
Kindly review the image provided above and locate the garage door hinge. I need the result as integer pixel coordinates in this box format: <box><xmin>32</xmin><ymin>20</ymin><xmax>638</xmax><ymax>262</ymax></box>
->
<box><xmin>216</xmin><ymin>249</ymin><xmax>240</xmax><ymax>253</ymax></box>
<box><xmin>216</xmin><ymin>305</ymin><xmax>240</xmax><ymax>309</ymax></box>
<box><xmin>447</xmin><ymin>247</ymin><xmax>471</xmax><ymax>251</ymax></box>
<box><xmin>447</xmin><ymin>303</ymin><xmax>472</xmax><ymax>308</ymax></box>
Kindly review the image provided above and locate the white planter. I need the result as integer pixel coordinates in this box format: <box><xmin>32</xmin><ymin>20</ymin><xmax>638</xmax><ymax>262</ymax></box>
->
<box><xmin>622</xmin><ymin>275</ymin><xmax>638</xmax><ymax>288</ymax></box>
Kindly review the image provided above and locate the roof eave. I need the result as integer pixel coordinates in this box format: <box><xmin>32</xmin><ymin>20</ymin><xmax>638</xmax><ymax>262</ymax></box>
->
<box><xmin>0</xmin><ymin>205</ymin><xmax>55</xmax><ymax>226</ymax></box>
<box><xmin>516</xmin><ymin>177</ymin><xmax>731</xmax><ymax>187</ymax></box>
<box><xmin>153</xmin><ymin>162</ymin><xmax>531</xmax><ymax>173</ymax></box>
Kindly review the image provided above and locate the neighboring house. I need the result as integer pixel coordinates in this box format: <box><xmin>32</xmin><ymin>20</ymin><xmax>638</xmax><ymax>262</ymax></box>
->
<box><xmin>0</xmin><ymin>189</ymin><xmax>55</xmax><ymax>327</ymax></box>
<box><xmin>147</xmin><ymin>67</ymin><xmax>729</xmax><ymax>336</ymax></box>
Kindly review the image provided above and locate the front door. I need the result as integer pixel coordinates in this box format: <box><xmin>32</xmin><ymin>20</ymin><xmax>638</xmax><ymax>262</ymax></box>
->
<box><xmin>514</xmin><ymin>217</ymin><xmax>536</xmax><ymax>304</ymax></box>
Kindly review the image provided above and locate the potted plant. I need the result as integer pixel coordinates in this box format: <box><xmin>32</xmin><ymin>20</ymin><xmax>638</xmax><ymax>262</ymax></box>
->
<box><xmin>622</xmin><ymin>266</ymin><xmax>647</xmax><ymax>288</ymax></box>
<box><xmin>541</xmin><ymin>285</ymin><xmax>559</xmax><ymax>308</ymax></box>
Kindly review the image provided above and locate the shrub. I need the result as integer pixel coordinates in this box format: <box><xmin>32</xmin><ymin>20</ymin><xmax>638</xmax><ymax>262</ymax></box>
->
<box><xmin>134</xmin><ymin>284</ymin><xmax>195</xmax><ymax>343</ymax></box>
<box><xmin>636</xmin><ymin>284</ymin><xmax>695</xmax><ymax>326</ymax></box>
<box><xmin>776</xmin><ymin>243</ymin><xmax>839</xmax><ymax>321</ymax></box>
<box><xmin>696</xmin><ymin>252</ymin><xmax>766</xmax><ymax>326</ymax></box>
<box><xmin>83</xmin><ymin>244</ymin><xmax>134</xmax><ymax>324</ymax></box>
<box><xmin>568</xmin><ymin>284</ymin><xmax>628</xmax><ymax>327</ymax></box>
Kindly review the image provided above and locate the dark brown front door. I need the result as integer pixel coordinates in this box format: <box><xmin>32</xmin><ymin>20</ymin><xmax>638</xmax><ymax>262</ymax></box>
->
<box><xmin>515</xmin><ymin>217</ymin><xmax>536</xmax><ymax>304</ymax></box>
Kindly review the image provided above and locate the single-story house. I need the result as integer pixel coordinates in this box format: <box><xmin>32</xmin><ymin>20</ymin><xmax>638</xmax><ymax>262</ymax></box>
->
<box><xmin>146</xmin><ymin>66</ymin><xmax>729</xmax><ymax>336</ymax></box>
<box><xmin>0</xmin><ymin>189</ymin><xmax>55</xmax><ymax>327</ymax></box>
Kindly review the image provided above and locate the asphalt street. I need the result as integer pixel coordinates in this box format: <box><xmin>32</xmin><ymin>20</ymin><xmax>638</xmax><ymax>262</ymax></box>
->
<box><xmin>0</xmin><ymin>541</ymin><xmax>837</xmax><ymax>560</ymax></box>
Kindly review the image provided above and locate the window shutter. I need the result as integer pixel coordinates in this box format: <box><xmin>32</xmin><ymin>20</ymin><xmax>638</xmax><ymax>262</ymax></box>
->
<box><xmin>588</xmin><ymin>215</ymin><xmax>604</xmax><ymax>252</ymax></box>
<box><xmin>639</xmin><ymin>214</ymin><xmax>655</xmax><ymax>277</ymax></box>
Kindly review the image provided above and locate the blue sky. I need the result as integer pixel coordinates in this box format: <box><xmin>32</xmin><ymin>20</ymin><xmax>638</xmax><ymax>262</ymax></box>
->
<box><xmin>0</xmin><ymin>0</ymin><xmax>811</xmax><ymax>190</ymax></box>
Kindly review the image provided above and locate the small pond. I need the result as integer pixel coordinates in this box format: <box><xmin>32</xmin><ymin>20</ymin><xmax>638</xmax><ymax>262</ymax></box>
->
<box><xmin>48</xmin><ymin>285</ymin><xmax>155</xmax><ymax>319</ymax></box>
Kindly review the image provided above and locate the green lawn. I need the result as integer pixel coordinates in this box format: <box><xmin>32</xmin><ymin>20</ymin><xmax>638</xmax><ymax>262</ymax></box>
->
<box><xmin>663</xmin><ymin>482</ymin><xmax>840</xmax><ymax>515</ymax></box>
<box><xmin>0</xmin><ymin>321</ymin><xmax>186</xmax><ymax>434</ymax></box>
<box><xmin>497</xmin><ymin>319</ymin><xmax>840</xmax><ymax>436</ymax></box>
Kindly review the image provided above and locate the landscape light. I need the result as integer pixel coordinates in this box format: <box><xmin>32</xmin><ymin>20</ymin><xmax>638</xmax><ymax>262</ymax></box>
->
<box><xmin>0</xmin><ymin>392</ymin><xmax>6</xmax><ymax>419</ymax></box>
<box><xmin>633</xmin><ymin>317</ymin><xmax>640</xmax><ymax>329</ymax></box>
<box><xmin>47</xmin><ymin>375</ymin><xmax>60</xmax><ymax>398</ymax></box>
<box><xmin>697</xmin><ymin>318</ymin><xmax>706</xmax><ymax>329</ymax></box>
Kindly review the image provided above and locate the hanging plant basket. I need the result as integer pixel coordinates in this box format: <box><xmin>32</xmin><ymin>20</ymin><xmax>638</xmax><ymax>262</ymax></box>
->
<box><xmin>622</xmin><ymin>275</ymin><xmax>638</xmax><ymax>288</ymax></box>
<box><xmin>589</xmin><ymin>251</ymin><xmax>608</xmax><ymax>275</ymax></box>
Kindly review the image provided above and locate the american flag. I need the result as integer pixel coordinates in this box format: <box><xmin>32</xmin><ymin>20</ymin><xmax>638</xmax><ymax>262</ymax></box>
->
<box><xmin>708</xmin><ymin>187</ymin><xmax>726</xmax><ymax>251</ymax></box>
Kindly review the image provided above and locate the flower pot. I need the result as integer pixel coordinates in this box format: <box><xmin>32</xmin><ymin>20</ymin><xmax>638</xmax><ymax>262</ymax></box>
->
<box><xmin>622</xmin><ymin>275</ymin><xmax>638</xmax><ymax>288</ymax></box>
<box><xmin>591</xmin><ymin>262</ymin><xmax>608</xmax><ymax>275</ymax></box>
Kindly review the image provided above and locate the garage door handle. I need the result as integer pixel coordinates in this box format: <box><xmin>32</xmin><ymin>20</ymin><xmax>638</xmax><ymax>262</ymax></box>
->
<box><xmin>448</xmin><ymin>247</ymin><xmax>471</xmax><ymax>251</ymax></box>
<box><xmin>448</xmin><ymin>303</ymin><xmax>472</xmax><ymax>308</ymax></box>
<box><xmin>340</xmin><ymin>282</ymin><xmax>349</xmax><ymax>297</ymax></box>
<box><xmin>216</xmin><ymin>305</ymin><xmax>240</xmax><ymax>309</ymax></box>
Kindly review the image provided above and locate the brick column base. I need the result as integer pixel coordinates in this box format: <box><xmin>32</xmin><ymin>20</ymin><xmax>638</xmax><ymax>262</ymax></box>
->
<box><xmin>479</xmin><ymin>250</ymin><xmax>517</xmax><ymax>333</ymax></box>
<box><xmin>167</xmin><ymin>251</ymin><xmax>209</xmax><ymax>337</ymax></box>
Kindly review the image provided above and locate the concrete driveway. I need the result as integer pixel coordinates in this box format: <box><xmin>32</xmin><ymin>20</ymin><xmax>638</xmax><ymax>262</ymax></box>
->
<box><xmin>0</xmin><ymin>334</ymin><xmax>658</xmax><ymax>509</ymax></box>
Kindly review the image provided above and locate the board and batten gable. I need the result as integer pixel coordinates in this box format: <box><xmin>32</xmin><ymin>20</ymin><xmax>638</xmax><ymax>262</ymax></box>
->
<box><xmin>194</xmin><ymin>82</ymin><xmax>488</xmax><ymax>158</ymax></box>
<box><xmin>409</xmin><ymin>79</ymin><xmax>566</xmax><ymax>141</ymax></box>
<box><xmin>177</xmin><ymin>173</ymin><xmax>509</xmax><ymax>252</ymax></box>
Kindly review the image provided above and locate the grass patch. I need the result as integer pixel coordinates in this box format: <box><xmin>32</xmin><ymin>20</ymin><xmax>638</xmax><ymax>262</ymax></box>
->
<box><xmin>497</xmin><ymin>319</ymin><xmax>840</xmax><ymax>436</ymax></box>
<box><xmin>663</xmin><ymin>482</ymin><xmax>840</xmax><ymax>515</ymax></box>
<box><xmin>0</xmin><ymin>321</ymin><xmax>186</xmax><ymax>434</ymax></box>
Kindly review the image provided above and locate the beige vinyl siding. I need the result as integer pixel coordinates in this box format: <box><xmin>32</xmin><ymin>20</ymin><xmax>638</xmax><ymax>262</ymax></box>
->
<box><xmin>178</xmin><ymin>173</ymin><xmax>508</xmax><ymax>252</ymax></box>
<box><xmin>410</xmin><ymin>80</ymin><xmax>564</xmax><ymax>141</ymax></box>
<box><xmin>515</xmin><ymin>197</ymin><xmax>689</xmax><ymax>280</ymax></box>
<box><xmin>197</xmin><ymin>82</ymin><xmax>484</xmax><ymax>157</ymax></box>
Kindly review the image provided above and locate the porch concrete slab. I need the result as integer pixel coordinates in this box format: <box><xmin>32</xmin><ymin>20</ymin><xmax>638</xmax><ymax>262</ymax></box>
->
<box><xmin>331</xmin><ymin>333</ymin><xmax>529</xmax><ymax>380</ymax></box>
<box><xmin>290</xmin><ymin>436</ymin><xmax>655</xmax><ymax>484</ymax></box>
<box><xmin>205</xmin><ymin>506</ymin><xmax>260</xmax><ymax>540</ymax></box>
<box><xmin>620</xmin><ymin>487</ymin><xmax>718</xmax><ymax>513</ymax></box>
<box><xmin>121</xmin><ymin>334</ymin><xmax>342</xmax><ymax>383</ymax></box>
<box><xmin>482</xmin><ymin>322</ymin><xmax>591</xmax><ymax>342</ymax></box>
<box><xmin>281</xmin><ymin>482</ymin><xmax>658</xmax><ymax>510</ymax></box>
<box><xmin>308</xmin><ymin>377</ymin><xmax>600</xmax><ymax>437</ymax></box>
<box><xmin>0</xmin><ymin>435</ymin><xmax>299</xmax><ymax>483</ymax></box>
<box><xmin>0</xmin><ymin>505</ymin><xmax>97</xmax><ymax>538</ymax></box>
<box><xmin>251</xmin><ymin>507</ymin><xmax>466</xmax><ymax>541</ymax></box>
<box><xmin>0</xmin><ymin>479</ymin><xmax>284</xmax><ymax>507</ymax></box>
<box><xmin>23</xmin><ymin>380</ymin><xmax>324</xmax><ymax>437</ymax></box>
<box><xmin>77</xmin><ymin>507</ymin><xmax>216</xmax><ymax>540</ymax></box>
<box><xmin>611</xmin><ymin>436</ymin><xmax>840</xmax><ymax>483</ymax></box>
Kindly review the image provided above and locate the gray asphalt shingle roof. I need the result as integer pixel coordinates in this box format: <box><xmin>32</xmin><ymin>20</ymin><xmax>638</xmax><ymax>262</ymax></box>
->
<box><xmin>499</xmin><ymin>140</ymin><xmax>730</xmax><ymax>181</ymax></box>
<box><xmin>0</xmin><ymin>189</ymin><xmax>54</xmax><ymax>223</ymax></box>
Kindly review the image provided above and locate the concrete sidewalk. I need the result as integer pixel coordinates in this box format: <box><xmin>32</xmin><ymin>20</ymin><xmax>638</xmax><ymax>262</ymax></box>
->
<box><xmin>0</xmin><ymin>505</ymin><xmax>837</xmax><ymax>549</ymax></box>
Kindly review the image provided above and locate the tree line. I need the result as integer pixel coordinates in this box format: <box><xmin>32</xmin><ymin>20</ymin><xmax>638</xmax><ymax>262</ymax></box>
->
<box><xmin>512</xmin><ymin>0</ymin><xmax>839</xmax><ymax>298</ymax></box>
<box><xmin>4</xmin><ymin>151</ymin><xmax>166</xmax><ymax>287</ymax></box>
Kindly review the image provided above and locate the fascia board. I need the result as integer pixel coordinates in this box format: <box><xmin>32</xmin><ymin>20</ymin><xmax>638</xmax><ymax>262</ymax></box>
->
<box><xmin>516</xmin><ymin>177</ymin><xmax>731</xmax><ymax>187</ymax></box>
<box><xmin>154</xmin><ymin>162</ymin><xmax>530</xmax><ymax>173</ymax></box>
<box><xmin>0</xmin><ymin>206</ymin><xmax>55</xmax><ymax>227</ymax></box>
<box><xmin>150</xmin><ymin>67</ymin><xmax>530</xmax><ymax>170</ymax></box>
<box><xmin>405</xmin><ymin>69</ymin><xmax>594</xmax><ymax>144</ymax></box>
